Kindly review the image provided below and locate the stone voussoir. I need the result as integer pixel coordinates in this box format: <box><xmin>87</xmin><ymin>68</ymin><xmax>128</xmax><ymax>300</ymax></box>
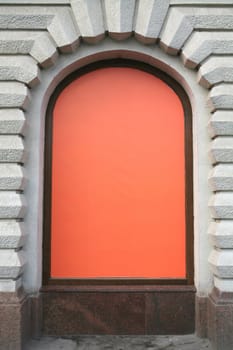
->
<box><xmin>181</xmin><ymin>32</ymin><xmax>233</xmax><ymax>69</ymax></box>
<box><xmin>0</xmin><ymin>220</ymin><xmax>26</xmax><ymax>249</ymax></box>
<box><xmin>160</xmin><ymin>6</ymin><xmax>233</xmax><ymax>55</ymax></box>
<box><xmin>103</xmin><ymin>0</ymin><xmax>136</xmax><ymax>40</ymax></box>
<box><xmin>134</xmin><ymin>0</ymin><xmax>170</xmax><ymax>44</ymax></box>
<box><xmin>71</xmin><ymin>0</ymin><xmax>104</xmax><ymax>44</ymax></box>
<box><xmin>0</xmin><ymin>31</ymin><xmax>58</xmax><ymax>68</ymax></box>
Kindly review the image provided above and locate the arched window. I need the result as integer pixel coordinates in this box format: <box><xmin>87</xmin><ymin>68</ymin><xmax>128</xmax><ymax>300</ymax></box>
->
<box><xmin>43</xmin><ymin>60</ymin><xmax>193</xmax><ymax>286</ymax></box>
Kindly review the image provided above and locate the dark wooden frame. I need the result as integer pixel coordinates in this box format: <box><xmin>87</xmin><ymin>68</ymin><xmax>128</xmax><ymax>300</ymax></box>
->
<box><xmin>42</xmin><ymin>59</ymin><xmax>194</xmax><ymax>290</ymax></box>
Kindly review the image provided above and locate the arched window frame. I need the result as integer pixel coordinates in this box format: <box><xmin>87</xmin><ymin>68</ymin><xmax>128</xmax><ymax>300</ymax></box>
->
<box><xmin>43</xmin><ymin>59</ymin><xmax>194</xmax><ymax>288</ymax></box>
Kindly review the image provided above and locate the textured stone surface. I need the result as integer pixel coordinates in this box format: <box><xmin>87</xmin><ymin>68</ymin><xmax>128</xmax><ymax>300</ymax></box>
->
<box><xmin>0</xmin><ymin>192</ymin><xmax>26</xmax><ymax>219</ymax></box>
<box><xmin>198</xmin><ymin>56</ymin><xmax>233</xmax><ymax>88</ymax></box>
<box><xmin>209</xmin><ymin>137</ymin><xmax>233</xmax><ymax>164</ymax></box>
<box><xmin>0</xmin><ymin>135</ymin><xmax>25</xmax><ymax>163</ymax></box>
<box><xmin>0</xmin><ymin>82</ymin><xmax>30</xmax><ymax>110</ymax></box>
<box><xmin>182</xmin><ymin>32</ymin><xmax>233</xmax><ymax>69</ymax></box>
<box><xmin>0</xmin><ymin>164</ymin><xmax>26</xmax><ymax>190</ymax></box>
<box><xmin>135</xmin><ymin>0</ymin><xmax>170</xmax><ymax>43</ymax></box>
<box><xmin>214</xmin><ymin>277</ymin><xmax>233</xmax><ymax>292</ymax></box>
<box><xmin>208</xmin><ymin>111</ymin><xmax>233</xmax><ymax>138</ymax></box>
<box><xmin>0</xmin><ymin>109</ymin><xmax>26</xmax><ymax>135</ymax></box>
<box><xmin>209</xmin><ymin>193</ymin><xmax>233</xmax><ymax>219</ymax></box>
<box><xmin>0</xmin><ymin>220</ymin><xmax>26</xmax><ymax>249</ymax></box>
<box><xmin>209</xmin><ymin>221</ymin><xmax>233</xmax><ymax>249</ymax></box>
<box><xmin>71</xmin><ymin>0</ymin><xmax>104</xmax><ymax>43</ymax></box>
<box><xmin>208</xmin><ymin>84</ymin><xmax>233</xmax><ymax>112</ymax></box>
<box><xmin>160</xmin><ymin>7</ymin><xmax>233</xmax><ymax>55</ymax></box>
<box><xmin>103</xmin><ymin>0</ymin><xmax>136</xmax><ymax>40</ymax></box>
<box><xmin>209</xmin><ymin>249</ymin><xmax>233</xmax><ymax>278</ymax></box>
<box><xmin>26</xmin><ymin>335</ymin><xmax>212</xmax><ymax>350</ymax></box>
<box><xmin>0</xmin><ymin>31</ymin><xmax>58</xmax><ymax>68</ymax></box>
<box><xmin>0</xmin><ymin>277</ymin><xmax>22</xmax><ymax>292</ymax></box>
<box><xmin>0</xmin><ymin>250</ymin><xmax>26</xmax><ymax>278</ymax></box>
<box><xmin>209</xmin><ymin>164</ymin><xmax>233</xmax><ymax>191</ymax></box>
<box><xmin>0</xmin><ymin>56</ymin><xmax>40</xmax><ymax>87</ymax></box>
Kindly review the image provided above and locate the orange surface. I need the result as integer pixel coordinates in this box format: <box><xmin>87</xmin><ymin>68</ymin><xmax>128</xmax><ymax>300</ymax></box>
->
<box><xmin>51</xmin><ymin>67</ymin><xmax>186</xmax><ymax>278</ymax></box>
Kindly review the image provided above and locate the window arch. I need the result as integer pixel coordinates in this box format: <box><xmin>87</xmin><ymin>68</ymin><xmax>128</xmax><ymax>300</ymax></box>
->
<box><xmin>43</xmin><ymin>59</ymin><xmax>193</xmax><ymax>286</ymax></box>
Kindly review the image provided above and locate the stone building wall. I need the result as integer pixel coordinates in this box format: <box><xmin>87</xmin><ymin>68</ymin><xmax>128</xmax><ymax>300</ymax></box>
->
<box><xmin>0</xmin><ymin>1</ymin><xmax>233</xmax><ymax>349</ymax></box>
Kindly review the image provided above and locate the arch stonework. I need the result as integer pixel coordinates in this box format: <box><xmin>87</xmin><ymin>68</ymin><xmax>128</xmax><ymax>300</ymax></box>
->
<box><xmin>0</xmin><ymin>1</ymin><xmax>233</xmax><ymax>349</ymax></box>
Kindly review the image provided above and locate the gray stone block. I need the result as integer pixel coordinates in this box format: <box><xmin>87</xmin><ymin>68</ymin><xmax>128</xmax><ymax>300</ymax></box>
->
<box><xmin>198</xmin><ymin>57</ymin><xmax>233</xmax><ymax>88</ymax></box>
<box><xmin>0</xmin><ymin>220</ymin><xmax>26</xmax><ymax>249</ymax></box>
<box><xmin>0</xmin><ymin>136</ymin><xmax>25</xmax><ymax>163</ymax></box>
<box><xmin>0</xmin><ymin>164</ymin><xmax>26</xmax><ymax>190</ymax></box>
<box><xmin>103</xmin><ymin>0</ymin><xmax>135</xmax><ymax>40</ymax></box>
<box><xmin>0</xmin><ymin>56</ymin><xmax>40</xmax><ymax>87</ymax></box>
<box><xmin>134</xmin><ymin>0</ymin><xmax>169</xmax><ymax>44</ymax></box>
<box><xmin>208</xmin><ymin>111</ymin><xmax>233</xmax><ymax>138</ymax></box>
<box><xmin>71</xmin><ymin>0</ymin><xmax>104</xmax><ymax>43</ymax></box>
<box><xmin>209</xmin><ymin>248</ymin><xmax>233</xmax><ymax>278</ymax></box>
<box><xmin>209</xmin><ymin>192</ymin><xmax>233</xmax><ymax>219</ymax></box>
<box><xmin>0</xmin><ymin>192</ymin><xmax>26</xmax><ymax>219</ymax></box>
<box><xmin>0</xmin><ymin>249</ymin><xmax>26</xmax><ymax>279</ymax></box>
<box><xmin>0</xmin><ymin>109</ymin><xmax>26</xmax><ymax>135</ymax></box>
<box><xmin>209</xmin><ymin>137</ymin><xmax>233</xmax><ymax>164</ymax></box>
<box><xmin>182</xmin><ymin>32</ymin><xmax>233</xmax><ymax>69</ymax></box>
<box><xmin>208</xmin><ymin>84</ymin><xmax>233</xmax><ymax>112</ymax></box>
<box><xmin>209</xmin><ymin>221</ymin><xmax>233</xmax><ymax>249</ymax></box>
<box><xmin>0</xmin><ymin>82</ymin><xmax>30</xmax><ymax>110</ymax></box>
<box><xmin>160</xmin><ymin>7</ymin><xmax>233</xmax><ymax>55</ymax></box>
<box><xmin>209</xmin><ymin>164</ymin><xmax>233</xmax><ymax>191</ymax></box>
<box><xmin>0</xmin><ymin>31</ymin><xmax>58</xmax><ymax>68</ymax></box>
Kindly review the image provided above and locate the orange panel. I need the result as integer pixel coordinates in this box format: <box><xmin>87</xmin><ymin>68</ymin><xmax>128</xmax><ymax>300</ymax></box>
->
<box><xmin>51</xmin><ymin>67</ymin><xmax>186</xmax><ymax>278</ymax></box>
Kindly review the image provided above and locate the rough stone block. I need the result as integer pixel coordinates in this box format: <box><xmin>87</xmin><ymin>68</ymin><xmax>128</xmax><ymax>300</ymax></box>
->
<box><xmin>0</xmin><ymin>277</ymin><xmax>22</xmax><ymax>292</ymax></box>
<box><xmin>198</xmin><ymin>57</ymin><xmax>233</xmax><ymax>88</ymax></box>
<box><xmin>0</xmin><ymin>249</ymin><xmax>26</xmax><ymax>278</ymax></box>
<box><xmin>103</xmin><ymin>0</ymin><xmax>135</xmax><ymax>40</ymax></box>
<box><xmin>160</xmin><ymin>7</ymin><xmax>233</xmax><ymax>55</ymax></box>
<box><xmin>208</xmin><ymin>84</ymin><xmax>233</xmax><ymax>112</ymax></box>
<box><xmin>209</xmin><ymin>249</ymin><xmax>233</xmax><ymax>278</ymax></box>
<box><xmin>71</xmin><ymin>0</ymin><xmax>104</xmax><ymax>43</ymax></box>
<box><xmin>47</xmin><ymin>8</ymin><xmax>80</xmax><ymax>52</ymax></box>
<box><xmin>0</xmin><ymin>82</ymin><xmax>30</xmax><ymax>110</ymax></box>
<box><xmin>209</xmin><ymin>164</ymin><xmax>233</xmax><ymax>191</ymax></box>
<box><xmin>208</xmin><ymin>221</ymin><xmax>233</xmax><ymax>249</ymax></box>
<box><xmin>0</xmin><ymin>220</ymin><xmax>26</xmax><ymax>249</ymax></box>
<box><xmin>209</xmin><ymin>192</ymin><xmax>233</xmax><ymax>219</ymax></box>
<box><xmin>209</xmin><ymin>137</ymin><xmax>233</xmax><ymax>164</ymax></box>
<box><xmin>0</xmin><ymin>135</ymin><xmax>25</xmax><ymax>163</ymax></box>
<box><xmin>0</xmin><ymin>192</ymin><xmax>26</xmax><ymax>219</ymax></box>
<box><xmin>214</xmin><ymin>276</ymin><xmax>233</xmax><ymax>292</ymax></box>
<box><xmin>0</xmin><ymin>56</ymin><xmax>40</xmax><ymax>87</ymax></box>
<box><xmin>0</xmin><ymin>31</ymin><xmax>58</xmax><ymax>68</ymax></box>
<box><xmin>182</xmin><ymin>32</ymin><xmax>233</xmax><ymax>69</ymax></box>
<box><xmin>0</xmin><ymin>164</ymin><xmax>26</xmax><ymax>191</ymax></box>
<box><xmin>0</xmin><ymin>109</ymin><xmax>26</xmax><ymax>135</ymax></box>
<box><xmin>134</xmin><ymin>0</ymin><xmax>169</xmax><ymax>44</ymax></box>
<box><xmin>208</xmin><ymin>111</ymin><xmax>233</xmax><ymax>138</ymax></box>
